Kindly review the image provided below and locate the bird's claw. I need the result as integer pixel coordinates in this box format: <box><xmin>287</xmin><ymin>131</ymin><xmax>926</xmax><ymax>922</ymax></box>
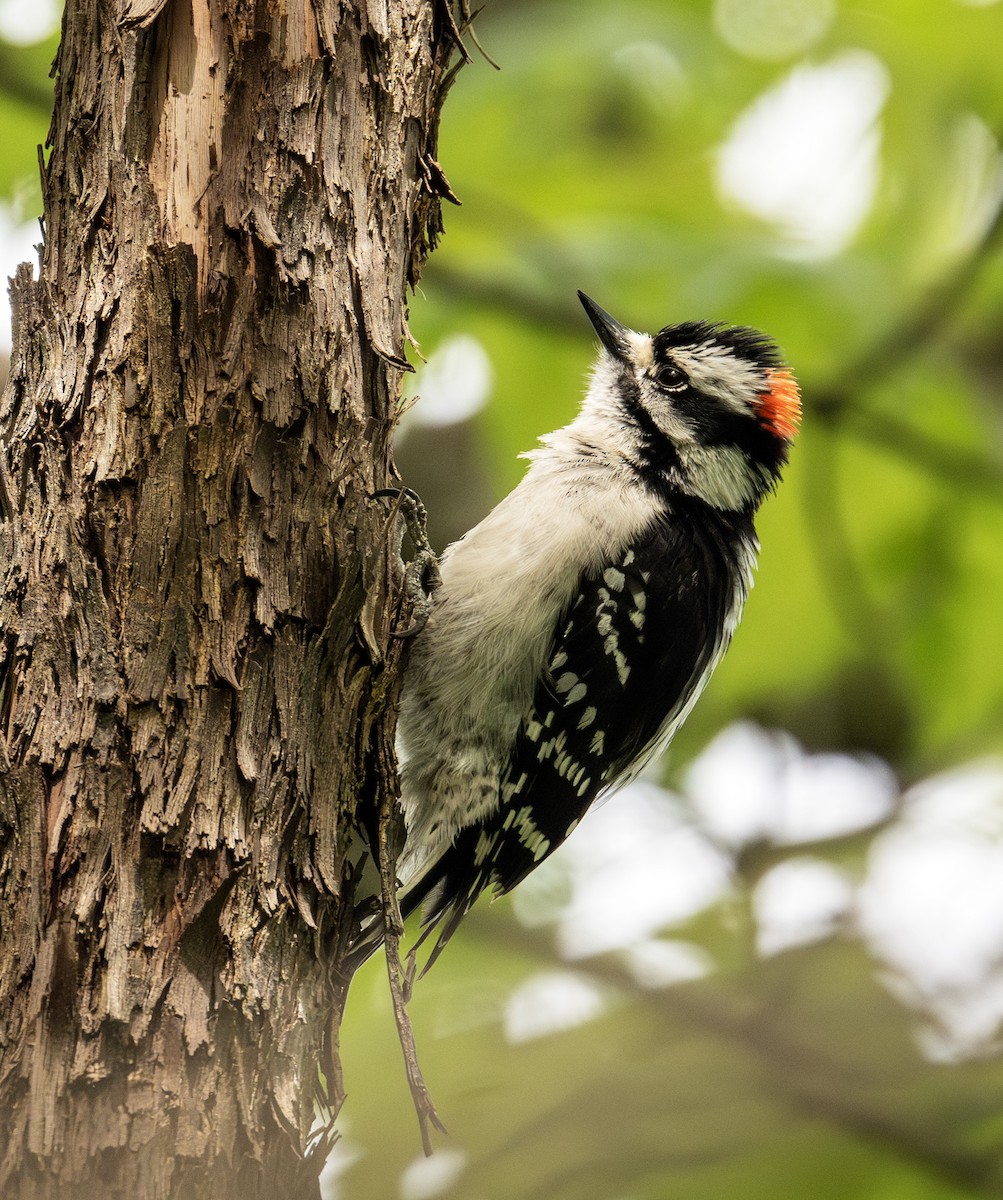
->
<box><xmin>371</xmin><ymin>487</ymin><xmax>441</xmax><ymax>638</ymax></box>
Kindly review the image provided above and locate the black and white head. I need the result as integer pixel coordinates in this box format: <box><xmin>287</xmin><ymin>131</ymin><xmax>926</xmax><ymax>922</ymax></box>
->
<box><xmin>578</xmin><ymin>291</ymin><xmax>801</xmax><ymax>512</ymax></box>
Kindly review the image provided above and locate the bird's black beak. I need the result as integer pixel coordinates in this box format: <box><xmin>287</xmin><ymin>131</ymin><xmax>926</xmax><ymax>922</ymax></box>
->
<box><xmin>577</xmin><ymin>291</ymin><xmax>631</xmax><ymax>362</ymax></box>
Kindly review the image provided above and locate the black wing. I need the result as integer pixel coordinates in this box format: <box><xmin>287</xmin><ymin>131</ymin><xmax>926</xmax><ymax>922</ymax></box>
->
<box><xmin>406</xmin><ymin>507</ymin><xmax>753</xmax><ymax>960</ymax></box>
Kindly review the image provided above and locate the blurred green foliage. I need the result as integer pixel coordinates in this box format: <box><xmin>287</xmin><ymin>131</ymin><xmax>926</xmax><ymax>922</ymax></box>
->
<box><xmin>4</xmin><ymin>2</ymin><xmax>1003</xmax><ymax>1196</ymax></box>
<box><xmin>392</xmin><ymin>1</ymin><xmax>1003</xmax><ymax>1193</ymax></box>
<box><xmin>343</xmin><ymin>928</ymin><xmax>1003</xmax><ymax>1199</ymax></box>
<box><xmin>0</xmin><ymin>34</ymin><xmax>56</xmax><ymax>210</ymax></box>
<box><xmin>402</xmin><ymin>0</ymin><xmax>1003</xmax><ymax>780</ymax></box>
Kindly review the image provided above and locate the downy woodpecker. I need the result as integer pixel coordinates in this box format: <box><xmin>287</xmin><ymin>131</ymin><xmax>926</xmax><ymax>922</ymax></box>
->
<box><xmin>369</xmin><ymin>292</ymin><xmax>800</xmax><ymax>966</ymax></box>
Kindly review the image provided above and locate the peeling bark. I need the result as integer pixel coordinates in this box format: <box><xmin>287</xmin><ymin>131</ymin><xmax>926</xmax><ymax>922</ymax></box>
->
<box><xmin>0</xmin><ymin>0</ymin><xmax>462</xmax><ymax>1195</ymax></box>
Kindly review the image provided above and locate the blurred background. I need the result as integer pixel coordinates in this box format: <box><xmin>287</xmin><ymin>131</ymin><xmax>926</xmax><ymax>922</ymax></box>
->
<box><xmin>4</xmin><ymin>0</ymin><xmax>1003</xmax><ymax>1196</ymax></box>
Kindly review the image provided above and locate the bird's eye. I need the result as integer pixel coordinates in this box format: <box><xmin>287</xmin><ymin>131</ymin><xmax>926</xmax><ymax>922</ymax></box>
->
<box><xmin>654</xmin><ymin>362</ymin><xmax>687</xmax><ymax>391</ymax></box>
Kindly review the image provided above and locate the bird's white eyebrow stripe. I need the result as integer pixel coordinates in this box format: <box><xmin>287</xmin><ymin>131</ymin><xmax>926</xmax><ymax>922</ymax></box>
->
<box><xmin>668</xmin><ymin>343</ymin><xmax>762</xmax><ymax>410</ymax></box>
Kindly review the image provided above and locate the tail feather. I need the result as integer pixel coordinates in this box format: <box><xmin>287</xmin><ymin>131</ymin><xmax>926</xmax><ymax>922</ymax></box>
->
<box><xmin>344</xmin><ymin>841</ymin><xmax>480</xmax><ymax>975</ymax></box>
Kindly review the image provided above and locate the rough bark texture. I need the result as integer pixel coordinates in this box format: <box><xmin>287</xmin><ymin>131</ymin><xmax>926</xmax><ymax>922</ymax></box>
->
<box><xmin>0</xmin><ymin>0</ymin><xmax>461</xmax><ymax>1195</ymax></box>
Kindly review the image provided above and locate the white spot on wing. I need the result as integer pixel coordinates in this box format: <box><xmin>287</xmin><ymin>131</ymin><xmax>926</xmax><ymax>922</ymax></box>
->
<box><xmin>603</xmin><ymin>567</ymin><xmax>626</xmax><ymax>591</ymax></box>
<box><xmin>514</xmin><ymin>806</ymin><xmax>550</xmax><ymax>861</ymax></box>
<box><xmin>604</xmin><ymin>634</ymin><xmax>630</xmax><ymax>684</ymax></box>
<box><xmin>474</xmin><ymin>830</ymin><xmax>497</xmax><ymax>865</ymax></box>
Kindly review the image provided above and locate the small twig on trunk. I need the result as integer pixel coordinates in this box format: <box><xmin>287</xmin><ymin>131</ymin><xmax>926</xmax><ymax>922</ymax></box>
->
<box><xmin>378</xmin><ymin>781</ymin><xmax>447</xmax><ymax>1155</ymax></box>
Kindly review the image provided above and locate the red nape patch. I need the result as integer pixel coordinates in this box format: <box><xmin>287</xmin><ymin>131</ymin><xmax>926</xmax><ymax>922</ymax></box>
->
<box><xmin>756</xmin><ymin>368</ymin><xmax>802</xmax><ymax>441</ymax></box>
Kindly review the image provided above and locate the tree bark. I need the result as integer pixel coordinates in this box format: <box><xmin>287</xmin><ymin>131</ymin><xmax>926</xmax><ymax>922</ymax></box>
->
<box><xmin>0</xmin><ymin>0</ymin><xmax>461</xmax><ymax>1195</ymax></box>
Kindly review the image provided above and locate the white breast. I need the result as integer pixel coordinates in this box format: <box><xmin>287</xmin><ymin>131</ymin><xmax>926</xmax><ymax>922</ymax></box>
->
<box><xmin>397</xmin><ymin>437</ymin><xmax>662</xmax><ymax>864</ymax></box>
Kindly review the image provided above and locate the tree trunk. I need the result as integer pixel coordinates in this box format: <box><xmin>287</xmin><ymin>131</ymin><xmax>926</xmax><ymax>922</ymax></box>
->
<box><xmin>0</xmin><ymin>0</ymin><xmax>461</xmax><ymax>1195</ymax></box>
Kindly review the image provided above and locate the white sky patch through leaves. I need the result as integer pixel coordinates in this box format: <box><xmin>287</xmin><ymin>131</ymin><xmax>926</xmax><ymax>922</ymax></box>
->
<box><xmin>716</xmin><ymin>50</ymin><xmax>891</xmax><ymax>259</ymax></box>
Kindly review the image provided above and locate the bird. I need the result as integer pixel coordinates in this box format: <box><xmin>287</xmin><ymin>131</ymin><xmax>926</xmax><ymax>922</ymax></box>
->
<box><xmin>357</xmin><ymin>291</ymin><xmax>800</xmax><ymax>969</ymax></box>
